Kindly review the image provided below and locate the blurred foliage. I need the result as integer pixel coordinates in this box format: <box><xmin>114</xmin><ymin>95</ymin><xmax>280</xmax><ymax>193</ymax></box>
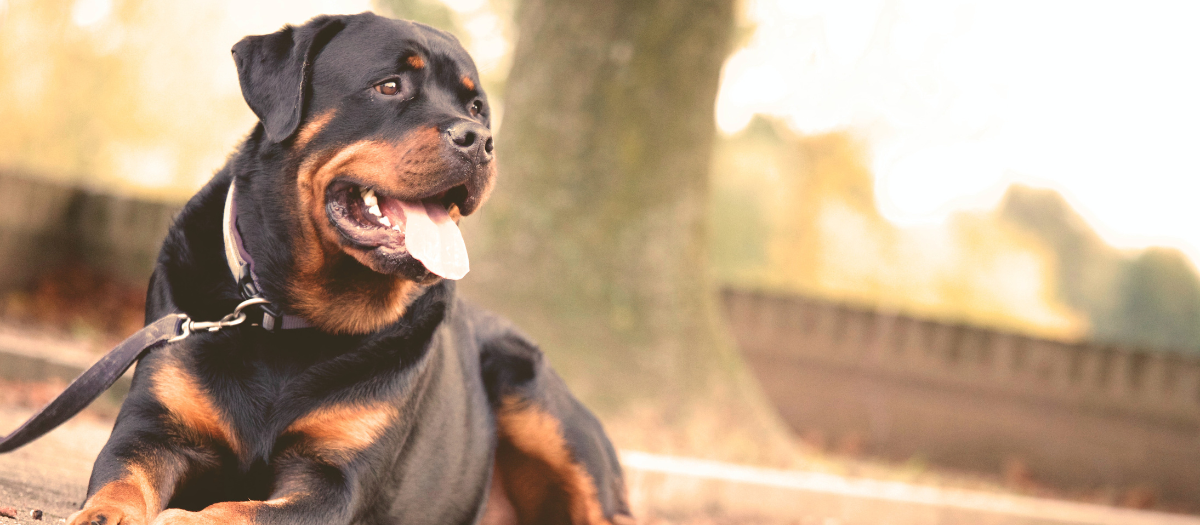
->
<box><xmin>2</xmin><ymin>261</ymin><xmax>145</xmax><ymax>348</ymax></box>
<box><xmin>372</xmin><ymin>0</ymin><xmax>515</xmax><ymax>104</ymax></box>
<box><xmin>1</xmin><ymin>0</ymin><xmax>1197</xmax><ymax>359</ymax></box>
<box><xmin>709</xmin><ymin>116</ymin><xmax>1083</xmax><ymax>340</ymax></box>
<box><xmin>372</xmin><ymin>0</ymin><xmax>458</xmax><ymax>34</ymax></box>
<box><xmin>999</xmin><ymin>186</ymin><xmax>1200</xmax><ymax>352</ymax></box>
<box><xmin>0</xmin><ymin>0</ymin><xmax>260</xmax><ymax>200</ymax></box>
<box><xmin>1116</xmin><ymin>248</ymin><xmax>1200</xmax><ymax>350</ymax></box>
<box><xmin>709</xmin><ymin>117</ymin><xmax>1200</xmax><ymax>352</ymax></box>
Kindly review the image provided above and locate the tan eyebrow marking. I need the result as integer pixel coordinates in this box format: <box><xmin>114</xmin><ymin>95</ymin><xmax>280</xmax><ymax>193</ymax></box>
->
<box><xmin>294</xmin><ymin>110</ymin><xmax>335</xmax><ymax>150</ymax></box>
<box><xmin>462</xmin><ymin>76</ymin><xmax>475</xmax><ymax>91</ymax></box>
<box><xmin>407</xmin><ymin>55</ymin><xmax>425</xmax><ymax>69</ymax></box>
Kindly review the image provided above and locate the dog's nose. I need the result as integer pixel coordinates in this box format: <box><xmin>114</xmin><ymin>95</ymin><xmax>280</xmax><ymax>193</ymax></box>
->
<box><xmin>446</xmin><ymin>121</ymin><xmax>494</xmax><ymax>162</ymax></box>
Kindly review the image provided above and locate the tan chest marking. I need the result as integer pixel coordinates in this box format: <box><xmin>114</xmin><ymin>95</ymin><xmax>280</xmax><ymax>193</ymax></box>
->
<box><xmin>152</xmin><ymin>364</ymin><xmax>242</xmax><ymax>457</ymax></box>
<box><xmin>284</xmin><ymin>403</ymin><xmax>398</xmax><ymax>463</ymax></box>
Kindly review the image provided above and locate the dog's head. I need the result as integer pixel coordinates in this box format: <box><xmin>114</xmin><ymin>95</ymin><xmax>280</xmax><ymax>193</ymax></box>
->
<box><xmin>231</xmin><ymin>13</ymin><xmax>496</xmax><ymax>334</ymax></box>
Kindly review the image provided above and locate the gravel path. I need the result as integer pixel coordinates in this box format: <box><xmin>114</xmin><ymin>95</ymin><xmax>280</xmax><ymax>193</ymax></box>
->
<box><xmin>0</xmin><ymin>406</ymin><xmax>111</xmax><ymax>524</ymax></box>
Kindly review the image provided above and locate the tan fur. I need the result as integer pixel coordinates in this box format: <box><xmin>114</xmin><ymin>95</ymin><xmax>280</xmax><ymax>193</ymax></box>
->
<box><xmin>462</xmin><ymin>76</ymin><xmax>475</xmax><ymax>91</ymax></box>
<box><xmin>495</xmin><ymin>397</ymin><xmax>611</xmax><ymax>525</ymax></box>
<box><xmin>285</xmin><ymin>403</ymin><xmax>397</xmax><ymax>463</ymax></box>
<box><xmin>294</xmin><ymin>109</ymin><xmax>336</xmax><ymax>150</ymax></box>
<box><xmin>407</xmin><ymin>55</ymin><xmax>425</xmax><ymax>69</ymax></box>
<box><xmin>153</xmin><ymin>364</ymin><xmax>242</xmax><ymax>458</ymax></box>
<box><xmin>290</xmin><ymin>127</ymin><xmax>448</xmax><ymax>334</ymax></box>
<box><xmin>68</xmin><ymin>464</ymin><xmax>159</xmax><ymax>525</ymax></box>
<box><xmin>148</xmin><ymin>499</ymin><xmax>275</xmax><ymax>525</ymax></box>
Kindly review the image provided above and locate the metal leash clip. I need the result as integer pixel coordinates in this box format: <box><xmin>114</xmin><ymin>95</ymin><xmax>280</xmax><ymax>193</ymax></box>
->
<box><xmin>169</xmin><ymin>297</ymin><xmax>271</xmax><ymax>342</ymax></box>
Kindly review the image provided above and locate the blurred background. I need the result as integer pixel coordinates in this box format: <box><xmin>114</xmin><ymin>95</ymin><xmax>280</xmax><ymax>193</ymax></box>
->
<box><xmin>2</xmin><ymin>0</ymin><xmax>1200</xmax><ymax>523</ymax></box>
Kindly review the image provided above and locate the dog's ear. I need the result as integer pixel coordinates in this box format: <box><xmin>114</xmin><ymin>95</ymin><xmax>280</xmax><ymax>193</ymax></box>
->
<box><xmin>232</xmin><ymin>16</ymin><xmax>346</xmax><ymax>143</ymax></box>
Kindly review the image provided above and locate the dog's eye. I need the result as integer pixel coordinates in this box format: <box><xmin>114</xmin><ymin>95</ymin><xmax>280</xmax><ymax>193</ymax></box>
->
<box><xmin>469</xmin><ymin>100</ymin><xmax>484</xmax><ymax>117</ymax></box>
<box><xmin>375</xmin><ymin>81</ymin><xmax>400</xmax><ymax>96</ymax></box>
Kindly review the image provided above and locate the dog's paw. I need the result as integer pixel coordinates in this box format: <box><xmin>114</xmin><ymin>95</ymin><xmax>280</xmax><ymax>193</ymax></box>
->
<box><xmin>150</xmin><ymin>504</ymin><xmax>254</xmax><ymax>525</ymax></box>
<box><xmin>149</xmin><ymin>509</ymin><xmax>210</xmax><ymax>525</ymax></box>
<box><xmin>67</xmin><ymin>506</ymin><xmax>142</xmax><ymax>525</ymax></box>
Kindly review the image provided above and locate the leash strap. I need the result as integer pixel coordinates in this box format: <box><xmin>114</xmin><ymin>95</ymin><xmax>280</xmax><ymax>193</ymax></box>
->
<box><xmin>0</xmin><ymin>314</ymin><xmax>185</xmax><ymax>453</ymax></box>
<box><xmin>0</xmin><ymin>181</ymin><xmax>314</xmax><ymax>453</ymax></box>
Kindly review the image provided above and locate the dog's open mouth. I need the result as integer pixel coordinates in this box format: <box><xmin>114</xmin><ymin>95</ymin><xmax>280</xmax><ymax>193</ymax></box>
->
<box><xmin>326</xmin><ymin>180</ymin><xmax>470</xmax><ymax>280</ymax></box>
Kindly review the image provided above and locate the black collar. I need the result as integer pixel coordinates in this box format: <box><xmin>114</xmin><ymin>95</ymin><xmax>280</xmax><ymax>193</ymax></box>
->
<box><xmin>223</xmin><ymin>181</ymin><xmax>312</xmax><ymax>331</ymax></box>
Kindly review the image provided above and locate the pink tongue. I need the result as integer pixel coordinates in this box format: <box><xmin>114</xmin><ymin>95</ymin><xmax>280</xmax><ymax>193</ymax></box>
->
<box><xmin>397</xmin><ymin>200</ymin><xmax>469</xmax><ymax>280</ymax></box>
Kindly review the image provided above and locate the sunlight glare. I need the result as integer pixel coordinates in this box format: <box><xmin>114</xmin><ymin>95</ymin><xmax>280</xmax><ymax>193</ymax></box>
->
<box><xmin>71</xmin><ymin>0</ymin><xmax>111</xmax><ymax>28</ymax></box>
<box><xmin>717</xmin><ymin>0</ymin><xmax>1200</xmax><ymax>263</ymax></box>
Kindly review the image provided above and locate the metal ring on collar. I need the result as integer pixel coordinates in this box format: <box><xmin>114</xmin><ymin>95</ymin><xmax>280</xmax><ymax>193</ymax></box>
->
<box><xmin>168</xmin><ymin>297</ymin><xmax>273</xmax><ymax>343</ymax></box>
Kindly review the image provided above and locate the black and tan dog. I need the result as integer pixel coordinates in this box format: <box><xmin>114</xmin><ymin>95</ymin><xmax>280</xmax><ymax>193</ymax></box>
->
<box><xmin>67</xmin><ymin>12</ymin><xmax>630</xmax><ymax>525</ymax></box>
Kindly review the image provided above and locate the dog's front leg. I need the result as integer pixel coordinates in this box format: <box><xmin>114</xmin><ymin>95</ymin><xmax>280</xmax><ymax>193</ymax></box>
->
<box><xmin>149</xmin><ymin>456</ymin><xmax>355</xmax><ymax>525</ymax></box>
<box><xmin>68</xmin><ymin>351</ymin><xmax>245</xmax><ymax>525</ymax></box>
<box><xmin>66</xmin><ymin>448</ymin><xmax>191</xmax><ymax>525</ymax></box>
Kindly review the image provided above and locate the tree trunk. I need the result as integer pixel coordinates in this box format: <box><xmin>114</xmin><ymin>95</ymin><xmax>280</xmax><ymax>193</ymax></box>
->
<box><xmin>461</xmin><ymin>0</ymin><xmax>795</xmax><ymax>463</ymax></box>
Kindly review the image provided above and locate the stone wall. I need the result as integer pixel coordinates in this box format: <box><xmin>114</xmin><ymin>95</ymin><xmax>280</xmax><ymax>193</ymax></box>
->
<box><xmin>0</xmin><ymin>172</ymin><xmax>180</xmax><ymax>291</ymax></box>
<box><xmin>721</xmin><ymin>288</ymin><xmax>1200</xmax><ymax>507</ymax></box>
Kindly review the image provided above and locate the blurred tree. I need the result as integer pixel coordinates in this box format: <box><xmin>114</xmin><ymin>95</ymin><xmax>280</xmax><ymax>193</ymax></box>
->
<box><xmin>461</xmin><ymin>0</ymin><xmax>796</xmax><ymax>462</ymax></box>
<box><xmin>709</xmin><ymin>122</ymin><xmax>1079</xmax><ymax>339</ymax></box>
<box><xmin>0</xmin><ymin>0</ymin><xmax>261</xmax><ymax>199</ymax></box>
<box><xmin>997</xmin><ymin>185</ymin><xmax>1122</xmax><ymax>324</ymax></box>
<box><xmin>708</xmin><ymin>116</ymin><xmax>788</xmax><ymax>287</ymax></box>
<box><xmin>372</xmin><ymin>0</ymin><xmax>459</xmax><ymax>36</ymax></box>
<box><xmin>1110</xmin><ymin>248</ymin><xmax>1200</xmax><ymax>351</ymax></box>
<box><xmin>999</xmin><ymin>185</ymin><xmax>1200</xmax><ymax>353</ymax></box>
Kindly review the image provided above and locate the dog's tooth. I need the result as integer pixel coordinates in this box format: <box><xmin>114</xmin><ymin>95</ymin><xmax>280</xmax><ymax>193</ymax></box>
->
<box><xmin>379</xmin><ymin>216</ymin><xmax>392</xmax><ymax>227</ymax></box>
<box><xmin>393</xmin><ymin>224</ymin><xmax>402</xmax><ymax>231</ymax></box>
<box><xmin>368</xmin><ymin>204</ymin><xmax>382</xmax><ymax>217</ymax></box>
<box><xmin>361</xmin><ymin>187</ymin><xmax>377</xmax><ymax>207</ymax></box>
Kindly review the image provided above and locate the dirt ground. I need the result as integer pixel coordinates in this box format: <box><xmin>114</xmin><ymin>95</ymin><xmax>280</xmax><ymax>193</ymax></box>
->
<box><xmin>0</xmin><ymin>392</ymin><xmax>800</xmax><ymax>525</ymax></box>
<box><xmin>0</xmin><ymin>403</ymin><xmax>108</xmax><ymax>525</ymax></box>
<box><xmin>3</xmin><ymin>379</ymin><xmax>1200</xmax><ymax>525</ymax></box>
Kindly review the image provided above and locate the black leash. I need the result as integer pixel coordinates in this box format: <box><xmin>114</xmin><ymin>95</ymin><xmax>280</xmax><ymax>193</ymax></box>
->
<box><xmin>0</xmin><ymin>315</ymin><xmax>183</xmax><ymax>453</ymax></box>
<box><xmin>0</xmin><ymin>298</ymin><xmax>274</xmax><ymax>453</ymax></box>
<box><xmin>0</xmin><ymin>178</ymin><xmax>326</xmax><ymax>453</ymax></box>
<box><xmin>0</xmin><ymin>181</ymin><xmax>312</xmax><ymax>453</ymax></box>
<box><xmin>0</xmin><ymin>298</ymin><xmax>273</xmax><ymax>453</ymax></box>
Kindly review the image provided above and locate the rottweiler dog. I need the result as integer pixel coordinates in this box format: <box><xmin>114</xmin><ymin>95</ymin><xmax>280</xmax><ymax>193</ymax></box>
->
<box><xmin>66</xmin><ymin>12</ymin><xmax>631</xmax><ymax>525</ymax></box>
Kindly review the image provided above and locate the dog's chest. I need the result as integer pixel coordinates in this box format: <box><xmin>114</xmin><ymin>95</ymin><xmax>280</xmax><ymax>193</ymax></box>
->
<box><xmin>148</xmin><ymin>324</ymin><xmax>492</xmax><ymax>473</ymax></box>
<box><xmin>147</xmin><ymin>334</ymin><xmax>396</xmax><ymax>461</ymax></box>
